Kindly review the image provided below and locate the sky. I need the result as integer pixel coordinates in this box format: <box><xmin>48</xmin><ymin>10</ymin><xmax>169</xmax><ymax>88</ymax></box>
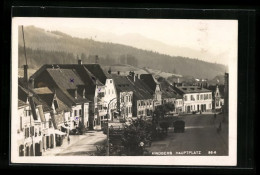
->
<box><xmin>13</xmin><ymin>17</ymin><xmax>238</xmax><ymax>66</ymax></box>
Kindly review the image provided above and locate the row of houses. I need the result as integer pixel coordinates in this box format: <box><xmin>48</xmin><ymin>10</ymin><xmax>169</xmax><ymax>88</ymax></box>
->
<box><xmin>17</xmin><ymin>59</ymin><xmax>226</xmax><ymax>156</ymax></box>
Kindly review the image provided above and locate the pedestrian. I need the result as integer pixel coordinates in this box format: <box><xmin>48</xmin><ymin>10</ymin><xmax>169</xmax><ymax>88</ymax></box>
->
<box><xmin>67</xmin><ymin>135</ymin><xmax>70</xmax><ymax>144</ymax></box>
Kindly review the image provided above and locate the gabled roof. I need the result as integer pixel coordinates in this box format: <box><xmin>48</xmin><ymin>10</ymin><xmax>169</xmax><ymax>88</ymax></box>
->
<box><xmin>84</xmin><ymin>64</ymin><xmax>107</xmax><ymax>85</ymax></box>
<box><xmin>208</xmin><ymin>85</ymin><xmax>225</xmax><ymax>98</ymax></box>
<box><xmin>32</xmin><ymin>87</ymin><xmax>71</xmax><ymax>113</ymax></box>
<box><xmin>126</xmin><ymin>76</ymin><xmax>153</xmax><ymax>100</ymax></box>
<box><xmin>18</xmin><ymin>85</ymin><xmax>53</xmax><ymax>113</ymax></box>
<box><xmin>46</xmin><ymin>68</ymin><xmax>84</xmax><ymax>89</ymax></box>
<box><xmin>31</xmin><ymin>64</ymin><xmax>103</xmax><ymax>102</ymax></box>
<box><xmin>157</xmin><ymin>78</ymin><xmax>182</xmax><ymax>99</ymax></box>
<box><xmin>111</xmin><ymin>74</ymin><xmax>133</xmax><ymax>93</ymax></box>
<box><xmin>140</xmin><ymin>74</ymin><xmax>158</xmax><ymax>92</ymax></box>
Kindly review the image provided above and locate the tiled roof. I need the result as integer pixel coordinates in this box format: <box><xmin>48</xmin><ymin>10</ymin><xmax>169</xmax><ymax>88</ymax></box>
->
<box><xmin>158</xmin><ymin>78</ymin><xmax>182</xmax><ymax>99</ymax></box>
<box><xmin>126</xmin><ymin>76</ymin><xmax>153</xmax><ymax>100</ymax></box>
<box><xmin>84</xmin><ymin>64</ymin><xmax>107</xmax><ymax>85</ymax></box>
<box><xmin>32</xmin><ymin>87</ymin><xmax>71</xmax><ymax>113</ymax></box>
<box><xmin>31</xmin><ymin>64</ymin><xmax>103</xmax><ymax>102</ymax></box>
<box><xmin>140</xmin><ymin>74</ymin><xmax>158</xmax><ymax>92</ymax></box>
<box><xmin>111</xmin><ymin>74</ymin><xmax>133</xmax><ymax>93</ymax></box>
<box><xmin>18</xmin><ymin>85</ymin><xmax>53</xmax><ymax>113</ymax></box>
<box><xmin>46</xmin><ymin>69</ymin><xmax>84</xmax><ymax>89</ymax></box>
<box><xmin>175</xmin><ymin>86</ymin><xmax>212</xmax><ymax>94</ymax></box>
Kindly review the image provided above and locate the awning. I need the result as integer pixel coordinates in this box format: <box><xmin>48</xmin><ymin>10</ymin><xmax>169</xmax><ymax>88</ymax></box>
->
<box><xmin>54</xmin><ymin>130</ymin><xmax>66</xmax><ymax>136</ymax></box>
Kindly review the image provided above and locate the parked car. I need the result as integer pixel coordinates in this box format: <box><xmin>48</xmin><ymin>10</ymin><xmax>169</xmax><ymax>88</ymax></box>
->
<box><xmin>173</xmin><ymin>120</ymin><xmax>185</xmax><ymax>133</ymax></box>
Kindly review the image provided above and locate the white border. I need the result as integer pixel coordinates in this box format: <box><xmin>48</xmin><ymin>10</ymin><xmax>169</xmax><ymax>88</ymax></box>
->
<box><xmin>11</xmin><ymin>17</ymin><xmax>237</xmax><ymax>166</ymax></box>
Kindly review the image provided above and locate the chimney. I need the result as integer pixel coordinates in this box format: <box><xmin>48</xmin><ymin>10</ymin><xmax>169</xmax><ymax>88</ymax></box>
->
<box><xmin>78</xmin><ymin>59</ymin><xmax>82</xmax><ymax>65</ymax></box>
<box><xmin>95</xmin><ymin>55</ymin><xmax>99</xmax><ymax>64</ymax></box>
<box><xmin>75</xmin><ymin>89</ymin><xmax>78</xmax><ymax>99</ymax></box>
<box><xmin>24</xmin><ymin>65</ymin><xmax>28</xmax><ymax>83</ymax></box>
<box><xmin>117</xmin><ymin>71</ymin><xmax>120</xmax><ymax>75</ymax></box>
<box><xmin>83</xmin><ymin>88</ymin><xmax>85</xmax><ymax>99</ymax></box>
<box><xmin>108</xmin><ymin>67</ymin><xmax>111</xmax><ymax>74</ymax></box>
<box><xmin>28</xmin><ymin>78</ymin><xmax>34</xmax><ymax>89</ymax></box>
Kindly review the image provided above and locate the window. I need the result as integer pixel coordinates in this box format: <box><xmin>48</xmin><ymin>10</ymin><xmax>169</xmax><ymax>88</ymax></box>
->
<box><xmin>197</xmin><ymin>95</ymin><xmax>199</xmax><ymax>100</ymax></box>
<box><xmin>200</xmin><ymin>94</ymin><xmax>203</xmax><ymax>100</ymax></box>
<box><xmin>30</xmin><ymin>126</ymin><xmax>34</xmax><ymax>137</ymax></box>
<box><xmin>110</xmin><ymin>80</ymin><xmax>112</xmax><ymax>83</ymax></box>
<box><xmin>24</xmin><ymin>127</ymin><xmax>29</xmax><ymax>138</ymax></box>
<box><xmin>184</xmin><ymin>96</ymin><xmax>187</xmax><ymax>101</ymax></box>
<box><xmin>74</xmin><ymin>110</ymin><xmax>77</xmax><ymax>116</ymax></box>
<box><xmin>191</xmin><ymin>95</ymin><xmax>195</xmax><ymax>101</ymax></box>
<box><xmin>126</xmin><ymin>96</ymin><xmax>128</xmax><ymax>102</ymax></box>
<box><xmin>79</xmin><ymin>109</ymin><xmax>82</xmax><ymax>116</ymax></box>
<box><xmin>54</xmin><ymin>100</ymin><xmax>59</xmax><ymax>109</ymax></box>
<box><xmin>209</xmin><ymin>104</ymin><xmax>211</xmax><ymax>109</ymax></box>
<box><xmin>209</xmin><ymin>94</ymin><xmax>212</xmax><ymax>99</ymax></box>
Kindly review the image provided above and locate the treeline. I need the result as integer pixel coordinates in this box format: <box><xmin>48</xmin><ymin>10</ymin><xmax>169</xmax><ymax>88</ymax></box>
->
<box><xmin>18</xmin><ymin>46</ymin><xmax>138</xmax><ymax>69</ymax></box>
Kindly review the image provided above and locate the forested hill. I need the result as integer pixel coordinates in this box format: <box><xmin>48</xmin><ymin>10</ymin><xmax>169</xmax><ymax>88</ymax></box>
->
<box><xmin>18</xmin><ymin>26</ymin><xmax>227</xmax><ymax>79</ymax></box>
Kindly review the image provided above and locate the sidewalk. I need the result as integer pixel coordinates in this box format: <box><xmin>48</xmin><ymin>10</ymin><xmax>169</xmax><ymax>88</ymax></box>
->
<box><xmin>42</xmin><ymin>134</ymin><xmax>87</xmax><ymax>156</ymax></box>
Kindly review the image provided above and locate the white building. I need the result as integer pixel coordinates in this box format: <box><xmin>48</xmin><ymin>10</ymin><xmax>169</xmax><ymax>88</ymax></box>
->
<box><xmin>174</xmin><ymin>86</ymin><xmax>213</xmax><ymax>113</ymax></box>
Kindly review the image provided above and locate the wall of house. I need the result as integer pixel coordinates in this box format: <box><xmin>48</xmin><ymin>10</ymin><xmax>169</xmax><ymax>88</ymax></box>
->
<box><xmin>83</xmin><ymin>103</ymin><xmax>89</xmax><ymax>127</ymax></box>
<box><xmin>136</xmin><ymin>99</ymin><xmax>153</xmax><ymax>118</ymax></box>
<box><xmin>70</xmin><ymin>105</ymin><xmax>82</xmax><ymax>129</ymax></box>
<box><xmin>175</xmin><ymin>99</ymin><xmax>183</xmax><ymax>113</ymax></box>
<box><xmin>183</xmin><ymin>92</ymin><xmax>212</xmax><ymax>113</ymax></box>
<box><xmin>103</xmin><ymin>78</ymin><xmax>117</xmax><ymax>120</ymax></box>
<box><xmin>93</xmin><ymin>85</ymin><xmax>106</xmax><ymax>130</ymax></box>
<box><xmin>119</xmin><ymin>91</ymin><xmax>133</xmax><ymax>119</ymax></box>
<box><xmin>41</xmin><ymin>112</ymin><xmax>56</xmax><ymax>151</ymax></box>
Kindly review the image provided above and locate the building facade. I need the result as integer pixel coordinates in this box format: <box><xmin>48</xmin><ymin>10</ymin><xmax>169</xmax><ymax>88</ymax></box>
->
<box><xmin>174</xmin><ymin>86</ymin><xmax>213</xmax><ymax>113</ymax></box>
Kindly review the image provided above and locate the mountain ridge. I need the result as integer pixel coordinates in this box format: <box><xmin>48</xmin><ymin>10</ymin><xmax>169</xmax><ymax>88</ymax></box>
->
<box><xmin>18</xmin><ymin>26</ymin><xmax>227</xmax><ymax>79</ymax></box>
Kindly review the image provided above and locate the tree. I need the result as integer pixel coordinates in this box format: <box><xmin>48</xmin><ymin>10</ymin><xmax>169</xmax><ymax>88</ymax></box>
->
<box><xmin>121</xmin><ymin>118</ymin><xmax>152</xmax><ymax>156</ymax></box>
<box><xmin>153</xmin><ymin>103</ymin><xmax>175</xmax><ymax>122</ymax></box>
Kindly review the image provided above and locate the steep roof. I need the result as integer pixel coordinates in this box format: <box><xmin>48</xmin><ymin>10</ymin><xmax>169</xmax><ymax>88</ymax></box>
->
<box><xmin>32</xmin><ymin>87</ymin><xmax>71</xmax><ymax>113</ymax></box>
<box><xmin>111</xmin><ymin>74</ymin><xmax>133</xmax><ymax>93</ymax></box>
<box><xmin>208</xmin><ymin>85</ymin><xmax>225</xmax><ymax>98</ymax></box>
<box><xmin>31</xmin><ymin>64</ymin><xmax>103</xmax><ymax>102</ymax></box>
<box><xmin>158</xmin><ymin>78</ymin><xmax>182</xmax><ymax>99</ymax></box>
<box><xmin>174</xmin><ymin>86</ymin><xmax>212</xmax><ymax>95</ymax></box>
<box><xmin>140</xmin><ymin>74</ymin><xmax>158</xmax><ymax>92</ymax></box>
<box><xmin>46</xmin><ymin>68</ymin><xmax>84</xmax><ymax>89</ymax></box>
<box><xmin>18</xmin><ymin>85</ymin><xmax>53</xmax><ymax>113</ymax></box>
<box><xmin>84</xmin><ymin>64</ymin><xmax>107</xmax><ymax>85</ymax></box>
<box><xmin>126</xmin><ymin>76</ymin><xmax>153</xmax><ymax>100</ymax></box>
